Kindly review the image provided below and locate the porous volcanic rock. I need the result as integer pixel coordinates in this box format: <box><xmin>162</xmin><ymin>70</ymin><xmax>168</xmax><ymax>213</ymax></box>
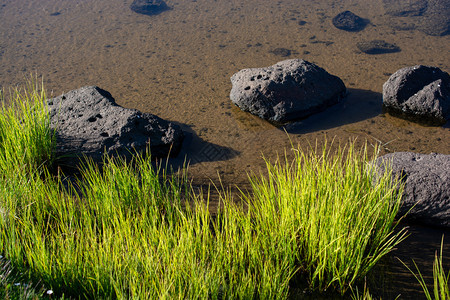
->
<box><xmin>130</xmin><ymin>0</ymin><xmax>170</xmax><ymax>16</ymax></box>
<box><xmin>229</xmin><ymin>59</ymin><xmax>346</xmax><ymax>123</ymax></box>
<box><xmin>375</xmin><ymin>152</ymin><xmax>450</xmax><ymax>228</ymax></box>
<box><xmin>356</xmin><ymin>40</ymin><xmax>401</xmax><ymax>54</ymax></box>
<box><xmin>47</xmin><ymin>86</ymin><xmax>183</xmax><ymax>167</ymax></box>
<box><xmin>332</xmin><ymin>11</ymin><xmax>368</xmax><ymax>32</ymax></box>
<box><xmin>382</xmin><ymin>65</ymin><xmax>450</xmax><ymax>125</ymax></box>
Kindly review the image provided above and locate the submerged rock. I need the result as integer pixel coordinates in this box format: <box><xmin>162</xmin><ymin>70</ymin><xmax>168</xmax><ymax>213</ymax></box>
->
<box><xmin>269</xmin><ymin>48</ymin><xmax>292</xmax><ymax>57</ymax></box>
<box><xmin>130</xmin><ymin>0</ymin><xmax>170</xmax><ymax>16</ymax></box>
<box><xmin>47</xmin><ymin>86</ymin><xmax>184</xmax><ymax>167</ymax></box>
<box><xmin>357</xmin><ymin>40</ymin><xmax>401</xmax><ymax>54</ymax></box>
<box><xmin>383</xmin><ymin>0</ymin><xmax>450</xmax><ymax>36</ymax></box>
<box><xmin>382</xmin><ymin>65</ymin><xmax>450</xmax><ymax>125</ymax></box>
<box><xmin>382</xmin><ymin>0</ymin><xmax>428</xmax><ymax>16</ymax></box>
<box><xmin>417</xmin><ymin>0</ymin><xmax>450</xmax><ymax>36</ymax></box>
<box><xmin>332</xmin><ymin>11</ymin><xmax>368</xmax><ymax>32</ymax></box>
<box><xmin>376</xmin><ymin>152</ymin><xmax>450</xmax><ymax>228</ymax></box>
<box><xmin>229</xmin><ymin>59</ymin><xmax>346</xmax><ymax>123</ymax></box>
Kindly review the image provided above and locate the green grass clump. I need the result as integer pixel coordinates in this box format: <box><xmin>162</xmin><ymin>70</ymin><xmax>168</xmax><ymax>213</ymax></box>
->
<box><xmin>0</xmin><ymin>150</ymin><xmax>292</xmax><ymax>299</ymax></box>
<box><xmin>245</xmin><ymin>141</ymin><xmax>407</xmax><ymax>294</ymax></box>
<box><xmin>0</xmin><ymin>82</ymin><xmax>407</xmax><ymax>299</ymax></box>
<box><xmin>0</xmin><ymin>79</ymin><xmax>55</xmax><ymax>173</ymax></box>
<box><xmin>0</xmin><ymin>257</ymin><xmax>49</xmax><ymax>300</ymax></box>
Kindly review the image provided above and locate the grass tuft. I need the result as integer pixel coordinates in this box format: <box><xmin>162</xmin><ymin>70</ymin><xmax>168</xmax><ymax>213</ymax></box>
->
<box><xmin>0</xmin><ymin>82</ymin><xmax>408</xmax><ymax>299</ymax></box>
<box><xmin>0</xmin><ymin>78</ymin><xmax>55</xmax><ymax>173</ymax></box>
<box><xmin>245</xmin><ymin>141</ymin><xmax>407</xmax><ymax>294</ymax></box>
<box><xmin>400</xmin><ymin>236</ymin><xmax>450</xmax><ymax>300</ymax></box>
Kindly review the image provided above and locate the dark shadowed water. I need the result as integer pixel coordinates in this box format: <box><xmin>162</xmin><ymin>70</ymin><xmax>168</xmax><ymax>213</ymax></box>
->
<box><xmin>0</xmin><ymin>0</ymin><xmax>449</xmax><ymax>298</ymax></box>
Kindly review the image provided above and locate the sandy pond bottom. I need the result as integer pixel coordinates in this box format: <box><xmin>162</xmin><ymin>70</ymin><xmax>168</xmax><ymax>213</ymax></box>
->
<box><xmin>0</xmin><ymin>0</ymin><xmax>449</xmax><ymax>297</ymax></box>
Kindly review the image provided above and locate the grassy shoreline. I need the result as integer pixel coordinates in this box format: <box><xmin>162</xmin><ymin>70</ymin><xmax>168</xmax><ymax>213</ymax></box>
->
<box><xmin>0</xmin><ymin>82</ymin><xmax>445</xmax><ymax>299</ymax></box>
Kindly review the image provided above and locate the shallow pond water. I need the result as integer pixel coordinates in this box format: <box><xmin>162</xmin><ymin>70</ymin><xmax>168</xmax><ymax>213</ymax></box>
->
<box><xmin>0</xmin><ymin>0</ymin><xmax>449</xmax><ymax>298</ymax></box>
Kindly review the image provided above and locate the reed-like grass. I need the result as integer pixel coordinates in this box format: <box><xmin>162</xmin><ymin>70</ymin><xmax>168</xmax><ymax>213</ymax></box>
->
<box><xmin>0</xmin><ymin>151</ymin><xmax>294</xmax><ymax>299</ymax></box>
<box><xmin>245</xmin><ymin>141</ymin><xmax>407</xmax><ymax>294</ymax></box>
<box><xmin>0</xmin><ymin>82</ymin><xmax>407</xmax><ymax>299</ymax></box>
<box><xmin>351</xmin><ymin>283</ymin><xmax>375</xmax><ymax>300</ymax></box>
<box><xmin>401</xmin><ymin>236</ymin><xmax>450</xmax><ymax>300</ymax></box>
<box><xmin>0</xmin><ymin>257</ymin><xmax>49</xmax><ymax>300</ymax></box>
<box><xmin>0</xmin><ymin>79</ymin><xmax>55</xmax><ymax>173</ymax></box>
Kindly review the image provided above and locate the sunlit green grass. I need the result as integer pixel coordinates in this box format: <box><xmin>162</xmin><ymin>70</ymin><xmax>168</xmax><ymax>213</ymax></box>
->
<box><xmin>245</xmin><ymin>141</ymin><xmax>407</xmax><ymax>294</ymax></box>
<box><xmin>0</xmin><ymin>81</ymin><xmax>408</xmax><ymax>299</ymax></box>
<box><xmin>0</xmin><ymin>79</ymin><xmax>55</xmax><ymax>173</ymax></box>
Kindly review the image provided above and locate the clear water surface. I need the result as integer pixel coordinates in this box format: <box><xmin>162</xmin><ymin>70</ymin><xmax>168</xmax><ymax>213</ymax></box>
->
<box><xmin>0</xmin><ymin>0</ymin><xmax>449</xmax><ymax>298</ymax></box>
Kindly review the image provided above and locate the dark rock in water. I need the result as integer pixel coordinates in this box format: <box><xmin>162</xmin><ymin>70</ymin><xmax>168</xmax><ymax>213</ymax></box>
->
<box><xmin>357</xmin><ymin>40</ymin><xmax>401</xmax><ymax>54</ymax></box>
<box><xmin>269</xmin><ymin>48</ymin><xmax>291</xmax><ymax>57</ymax></box>
<box><xmin>382</xmin><ymin>0</ymin><xmax>428</xmax><ymax>17</ymax></box>
<box><xmin>47</xmin><ymin>86</ymin><xmax>184</xmax><ymax>167</ymax></box>
<box><xmin>388</xmin><ymin>18</ymin><xmax>418</xmax><ymax>31</ymax></box>
<box><xmin>229</xmin><ymin>59</ymin><xmax>346</xmax><ymax>123</ymax></box>
<box><xmin>375</xmin><ymin>152</ymin><xmax>450</xmax><ymax>228</ymax></box>
<box><xmin>383</xmin><ymin>0</ymin><xmax>449</xmax><ymax>36</ymax></box>
<box><xmin>417</xmin><ymin>0</ymin><xmax>450</xmax><ymax>36</ymax></box>
<box><xmin>382</xmin><ymin>65</ymin><xmax>450</xmax><ymax>125</ymax></box>
<box><xmin>332</xmin><ymin>11</ymin><xmax>368</xmax><ymax>32</ymax></box>
<box><xmin>130</xmin><ymin>0</ymin><xmax>170</xmax><ymax>16</ymax></box>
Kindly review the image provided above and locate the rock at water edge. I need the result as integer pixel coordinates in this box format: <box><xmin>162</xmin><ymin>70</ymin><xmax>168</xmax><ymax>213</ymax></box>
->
<box><xmin>230</xmin><ymin>59</ymin><xmax>346</xmax><ymax>123</ymax></box>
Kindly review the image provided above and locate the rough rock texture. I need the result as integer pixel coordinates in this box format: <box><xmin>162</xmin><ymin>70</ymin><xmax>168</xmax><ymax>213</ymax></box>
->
<box><xmin>332</xmin><ymin>11</ymin><xmax>368</xmax><ymax>32</ymax></box>
<box><xmin>47</xmin><ymin>86</ymin><xmax>183</xmax><ymax>166</ymax></box>
<box><xmin>375</xmin><ymin>152</ymin><xmax>450</xmax><ymax>228</ymax></box>
<box><xmin>230</xmin><ymin>59</ymin><xmax>346</xmax><ymax>123</ymax></box>
<box><xmin>382</xmin><ymin>65</ymin><xmax>450</xmax><ymax>125</ymax></box>
<box><xmin>356</xmin><ymin>40</ymin><xmax>401</xmax><ymax>54</ymax></box>
<box><xmin>130</xmin><ymin>0</ymin><xmax>170</xmax><ymax>16</ymax></box>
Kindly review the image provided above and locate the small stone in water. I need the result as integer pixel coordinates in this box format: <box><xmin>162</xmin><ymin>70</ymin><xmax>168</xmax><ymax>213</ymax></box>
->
<box><xmin>269</xmin><ymin>48</ymin><xmax>291</xmax><ymax>57</ymax></box>
<box><xmin>130</xmin><ymin>0</ymin><xmax>170</xmax><ymax>16</ymax></box>
<box><xmin>357</xmin><ymin>40</ymin><xmax>401</xmax><ymax>54</ymax></box>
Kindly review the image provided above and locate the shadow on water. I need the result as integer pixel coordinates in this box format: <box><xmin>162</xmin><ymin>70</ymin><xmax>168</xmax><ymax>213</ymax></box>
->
<box><xmin>368</xmin><ymin>223</ymin><xmax>450</xmax><ymax>299</ymax></box>
<box><xmin>283</xmin><ymin>89</ymin><xmax>382</xmax><ymax>134</ymax></box>
<box><xmin>166</xmin><ymin>122</ymin><xmax>240</xmax><ymax>170</ymax></box>
<box><xmin>50</xmin><ymin>122</ymin><xmax>240</xmax><ymax>181</ymax></box>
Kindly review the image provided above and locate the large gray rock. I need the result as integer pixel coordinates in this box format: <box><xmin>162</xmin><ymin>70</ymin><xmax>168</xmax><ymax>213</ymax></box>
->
<box><xmin>229</xmin><ymin>59</ymin><xmax>346</xmax><ymax>123</ymax></box>
<box><xmin>47</xmin><ymin>86</ymin><xmax>183</xmax><ymax>167</ymax></box>
<box><xmin>130</xmin><ymin>0</ymin><xmax>170</xmax><ymax>16</ymax></box>
<box><xmin>375</xmin><ymin>152</ymin><xmax>450</xmax><ymax>228</ymax></box>
<box><xmin>382</xmin><ymin>65</ymin><xmax>450</xmax><ymax>125</ymax></box>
